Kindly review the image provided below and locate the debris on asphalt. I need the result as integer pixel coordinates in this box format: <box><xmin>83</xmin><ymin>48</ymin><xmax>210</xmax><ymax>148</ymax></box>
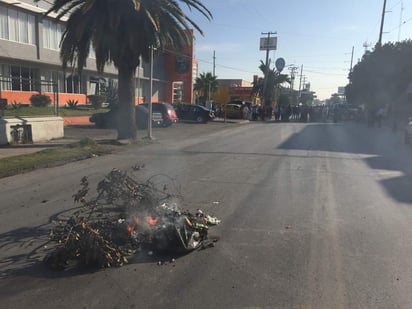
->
<box><xmin>43</xmin><ymin>168</ymin><xmax>221</xmax><ymax>271</ymax></box>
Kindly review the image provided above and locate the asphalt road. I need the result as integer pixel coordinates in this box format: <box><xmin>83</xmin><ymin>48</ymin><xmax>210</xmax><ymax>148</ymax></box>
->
<box><xmin>1</xmin><ymin>121</ymin><xmax>412</xmax><ymax>308</ymax></box>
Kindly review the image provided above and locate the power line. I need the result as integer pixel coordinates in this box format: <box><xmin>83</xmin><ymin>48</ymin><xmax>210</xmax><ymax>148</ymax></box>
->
<box><xmin>304</xmin><ymin>69</ymin><xmax>347</xmax><ymax>76</ymax></box>
<box><xmin>388</xmin><ymin>0</ymin><xmax>402</xmax><ymax>11</ymax></box>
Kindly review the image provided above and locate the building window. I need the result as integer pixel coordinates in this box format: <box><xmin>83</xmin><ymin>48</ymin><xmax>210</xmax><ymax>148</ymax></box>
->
<box><xmin>41</xmin><ymin>70</ymin><xmax>82</xmax><ymax>93</ymax></box>
<box><xmin>173</xmin><ymin>81</ymin><xmax>183</xmax><ymax>104</ymax></box>
<box><xmin>175</xmin><ymin>55</ymin><xmax>190</xmax><ymax>73</ymax></box>
<box><xmin>41</xmin><ymin>70</ymin><xmax>61</xmax><ymax>93</ymax></box>
<box><xmin>43</xmin><ymin>19</ymin><xmax>64</xmax><ymax>50</ymax></box>
<box><xmin>0</xmin><ymin>7</ymin><xmax>35</xmax><ymax>44</ymax></box>
<box><xmin>0</xmin><ymin>63</ymin><xmax>11</xmax><ymax>91</ymax></box>
<box><xmin>8</xmin><ymin>65</ymin><xmax>39</xmax><ymax>91</ymax></box>
<box><xmin>65</xmin><ymin>74</ymin><xmax>80</xmax><ymax>94</ymax></box>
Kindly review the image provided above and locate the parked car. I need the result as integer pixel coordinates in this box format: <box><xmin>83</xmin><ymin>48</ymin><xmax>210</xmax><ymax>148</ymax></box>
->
<box><xmin>141</xmin><ymin>102</ymin><xmax>178</xmax><ymax>126</ymax></box>
<box><xmin>174</xmin><ymin>104</ymin><xmax>215</xmax><ymax>123</ymax></box>
<box><xmin>222</xmin><ymin>103</ymin><xmax>242</xmax><ymax>119</ymax></box>
<box><xmin>404</xmin><ymin>116</ymin><xmax>412</xmax><ymax>144</ymax></box>
<box><xmin>89</xmin><ymin>105</ymin><xmax>163</xmax><ymax>129</ymax></box>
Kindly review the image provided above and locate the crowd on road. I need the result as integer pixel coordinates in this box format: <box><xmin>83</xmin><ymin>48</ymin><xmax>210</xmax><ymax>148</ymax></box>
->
<box><xmin>214</xmin><ymin>102</ymin><xmax>335</xmax><ymax>123</ymax></box>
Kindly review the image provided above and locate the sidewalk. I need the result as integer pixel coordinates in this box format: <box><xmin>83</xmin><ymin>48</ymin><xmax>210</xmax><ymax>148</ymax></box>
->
<box><xmin>0</xmin><ymin>125</ymin><xmax>117</xmax><ymax>160</ymax></box>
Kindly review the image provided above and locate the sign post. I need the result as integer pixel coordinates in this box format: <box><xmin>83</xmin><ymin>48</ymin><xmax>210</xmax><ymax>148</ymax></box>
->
<box><xmin>260</xmin><ymin>32</ymin><xmax>277</xmax><ymax>106</ymax></box>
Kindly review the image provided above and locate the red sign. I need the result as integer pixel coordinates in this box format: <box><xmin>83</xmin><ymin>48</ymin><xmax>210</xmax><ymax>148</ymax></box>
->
<box><xmin>229</xmin><ymin>87</ymin><xmax>253</xmax><ymax>95</ymax></box>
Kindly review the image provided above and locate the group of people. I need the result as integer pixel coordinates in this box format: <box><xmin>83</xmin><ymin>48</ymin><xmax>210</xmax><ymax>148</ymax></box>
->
<box><xmin>242</xmin><ymin>104</ymin><xmax>316</xmax><ymax>122</ymax></box>
<box><xmin>213</xmin><ymin>102</ymin><xmax>329</xmax><ymax>122</ymax></box>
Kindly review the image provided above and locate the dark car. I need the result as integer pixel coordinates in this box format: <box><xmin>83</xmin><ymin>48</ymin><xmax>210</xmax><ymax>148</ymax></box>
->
<box><xmin>141</xmin><ymin>102</ymin><xmax>178</xmax><ymax>127</ymax></box>
<box><xmin>174</xmin><ymin>104</ymin><xmax>215</xmax><ymax>123</ymax></box>
<box><xmin>89</xmin><ymin>105</ymin><xmax>163</xmax><ymax>129</ymax></box>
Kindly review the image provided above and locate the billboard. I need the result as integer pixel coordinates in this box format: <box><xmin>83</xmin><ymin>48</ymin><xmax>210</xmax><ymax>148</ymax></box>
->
<box><xmin>260</xmin><ymin>37</ymin><xmax>277</xmax><ymax>51</ymax></box>
<box><xmin>338</xmin><ymin>86</ymin><xmax>346</xmax><ymax>95</ymax></box>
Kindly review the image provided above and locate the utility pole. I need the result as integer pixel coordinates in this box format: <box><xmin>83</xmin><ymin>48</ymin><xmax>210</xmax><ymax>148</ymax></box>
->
<box><xmin>288</xmin><ymin>65</ymin><xmax>299</xmax><ymax>105</ymax></box>
<box><xmin>302</xmin><ymin>76</ymin><xmax>308</xmax><ymax>90</ymax></box>
<box><xmin>261</xmin><ymin>31</ymin><xmax>277</xmax><ymax>105</ymax></box>
<box><xmin>363</xmin><ymin>41</ymin><xmax>371</xmax><ymax>53</ymax></box>
<box><xmin>378</xmin><ymin>0</ymin><xmax>387</xmax><ymax>47</ymax></box>
<box><xmin>213</xmin><ymin>50</ymin><xmax>216</xmax><ymax>77</ymax></box>
<box><xmin>288</xmin><ymin>65</ymin><xmax>299</xmax><ymax>92</ymax></box>
<box><xmin>350</xmin><ymin>46</ymin><xmax>354</xmax><ymax>73</ymax></box>
<box><xmin>298</xmin><ymin>64</ymin><xmax>303</xmax><ymax>101</ymax></box>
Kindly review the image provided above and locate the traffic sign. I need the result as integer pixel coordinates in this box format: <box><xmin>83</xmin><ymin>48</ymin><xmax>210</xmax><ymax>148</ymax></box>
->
<box><xmin>275</xmin><ymin>58</ymin><xmax>286</xmax><ymax>72</ymax></box>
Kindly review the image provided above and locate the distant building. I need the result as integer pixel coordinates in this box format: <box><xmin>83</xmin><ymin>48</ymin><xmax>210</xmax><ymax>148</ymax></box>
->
<box><xmin>216</xmin><ymin>79</ymin><xmax>252</xmax><ymax>88</ymax></box>
<box><xmin>212</xmin><ymin>79</ymin><xmax>255</xmax><ymax>104</ymax></box>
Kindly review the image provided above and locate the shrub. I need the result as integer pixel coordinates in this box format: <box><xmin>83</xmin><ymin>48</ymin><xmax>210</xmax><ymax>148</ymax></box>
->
<box><xmin>30</xmin><ymin>94</ymin><xmax>51</xmax><ymax>107</ymax></box>
<box><xmin>66</xmin><ymin>99</ymin><xmax>79</xmax><ymax>109</ymax></box>
<box><xmin>66</xmin><ymin>137</ymin><xmax>96</xmax><ymax>148</ymax></box>
<box><xmin>10</xmin><ymin>101</ymin><xmax>21</xmax><ymax>110</ymax></box>
<box><xmin>87</xmin><ymin>95</ymin><xmax>105</xmax><ymax>109</ymax></box>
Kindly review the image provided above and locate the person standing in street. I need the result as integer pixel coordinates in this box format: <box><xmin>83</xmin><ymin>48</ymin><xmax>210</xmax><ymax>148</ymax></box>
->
<box><xmin>242</xmin><ymin>105</ymin><xmax>250</xmax><ymax>120</ymax></box>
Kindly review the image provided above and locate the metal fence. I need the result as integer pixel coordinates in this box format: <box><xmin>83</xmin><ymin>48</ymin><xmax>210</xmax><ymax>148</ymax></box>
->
<box><xmin>0</xmin><ymin>77</ymin><xmax>59</xmax><ymax>115</ymax></box>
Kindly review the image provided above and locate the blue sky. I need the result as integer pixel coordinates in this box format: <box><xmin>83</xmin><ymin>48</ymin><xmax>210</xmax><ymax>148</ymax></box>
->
<box><xmin>185</xmin><ymin>0</ymin><xmax>412</xmax><ymax>100</ymax></box>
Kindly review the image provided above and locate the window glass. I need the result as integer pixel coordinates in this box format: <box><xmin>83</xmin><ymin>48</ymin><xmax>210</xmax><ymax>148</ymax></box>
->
<box><xmin>43</xmin><ymin>19</ymin><xmax>50</xmax><ymax>48</ymax></box>
<box><xmin>18</xmin><ymin>11</ymin><xmax>28</xmax><ymax>43</ymax></box>
<box><xmin>43</xmin><ymin>19</ymin><xmax>64</xmax><ymax>50</ymax></box>
<box><xmin>28</xmin><ymin>14</ymin><xmax>35</xmax><ymax>44</ymax></box>
<box><xmin>21</xmin><ymin>67</ymin><xmax>30</xmax><ymax>91</ymax></box>
<box><xmin>0</xmin><ymin>8</ymin><xmax>35</xmax><ymax>45</ymax></box>
<box><xmin>0</xmin><ymin>63</ymin><xmax>11</xmax><ymax>90</ymax></box>
<box><xmin>58</xmin><ymin>72</ymin><xmax>65</xmax><ymax>92</ymax></box>
<box><xmin>66</xmin><ymin>74</ymin><xmax>80</xmax><ymax>94</ymax></box>
<box><xmin>0</xmin><ymin>7</ymin><xmax>8</xmax><ymax>40</ymax></box>
<box><xmin>8</xmin><ymin>9</ymin><xmax>18</xmax><ymax>42</ymax></box>
<box><xmin>50</xmin><ymin>22</ymin><xmax>56</xmax><ymax>49</ymax></box>
<box><xmin>11</xmin><ymin>66</ymin><xmax>20</xmax><ymax>90</ymax></box>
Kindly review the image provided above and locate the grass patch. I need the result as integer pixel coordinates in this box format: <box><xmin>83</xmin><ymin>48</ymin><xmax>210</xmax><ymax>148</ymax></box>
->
<box><xmin>3</xmin><ymin>106</ymin><xmax>108</xmax><ymax>117</ymax></box>
<box><xmin>0</xmin><ymin>138</ymin><xmax>117</xmax><ymax>179</ymax></box>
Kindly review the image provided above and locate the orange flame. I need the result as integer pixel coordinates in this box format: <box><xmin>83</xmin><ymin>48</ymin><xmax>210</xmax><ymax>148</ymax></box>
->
<box><xmin>145</xmin><ymin>216</ymin><xmax>159</xmax><ymax>226</ymax></box>
<box><xmin>127</xmin><ymin>224</ymin><xmax>135</xmax><ymax>233</ymax></box>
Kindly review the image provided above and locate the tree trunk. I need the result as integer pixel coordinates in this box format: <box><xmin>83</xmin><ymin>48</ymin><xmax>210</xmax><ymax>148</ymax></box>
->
<box><xmin>117</xmin><ymin>64</ymin><xmax>137</xmax><ymax>140</ymax></box>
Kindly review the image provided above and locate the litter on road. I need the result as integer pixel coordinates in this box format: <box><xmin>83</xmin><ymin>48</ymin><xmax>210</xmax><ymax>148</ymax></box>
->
<box><xmin>43</xmin><ymin>168</ymin><xmax>220</xmax><ymax>271</ymax></box>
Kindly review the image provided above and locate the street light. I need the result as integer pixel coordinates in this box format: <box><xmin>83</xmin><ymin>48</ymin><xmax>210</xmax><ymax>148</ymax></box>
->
<box><xmin>208</xmin><ymin>81</ymin><xmax>211</xmax><ymax>105</ymax></box>
<box><xmin>147</xmin><ymin>45</ymin><xmax>153</xmax><ymax>140</ymax></box>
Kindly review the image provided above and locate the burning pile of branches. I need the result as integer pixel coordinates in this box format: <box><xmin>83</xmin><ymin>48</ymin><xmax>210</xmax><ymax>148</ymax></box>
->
<box><xmin>44</xmin><ymin>168</ymin><xmax>220</xmax><ymax>270</ymax></box>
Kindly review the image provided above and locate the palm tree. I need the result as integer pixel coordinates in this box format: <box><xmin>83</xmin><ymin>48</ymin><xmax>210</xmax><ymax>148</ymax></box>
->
<box><xmin>252</xmin><ymin>60</ymin><xmax>290</xmax><ymax>106</ymax></box>
<box><xmin>194</xmin><ymin>72</ymin><xmax>218</xmax><ymax>105</ymax></box>
<box><xmin>38</xmin><ymin>0</ymin><xmax>212</xmax><ymax>139</ymax></box>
